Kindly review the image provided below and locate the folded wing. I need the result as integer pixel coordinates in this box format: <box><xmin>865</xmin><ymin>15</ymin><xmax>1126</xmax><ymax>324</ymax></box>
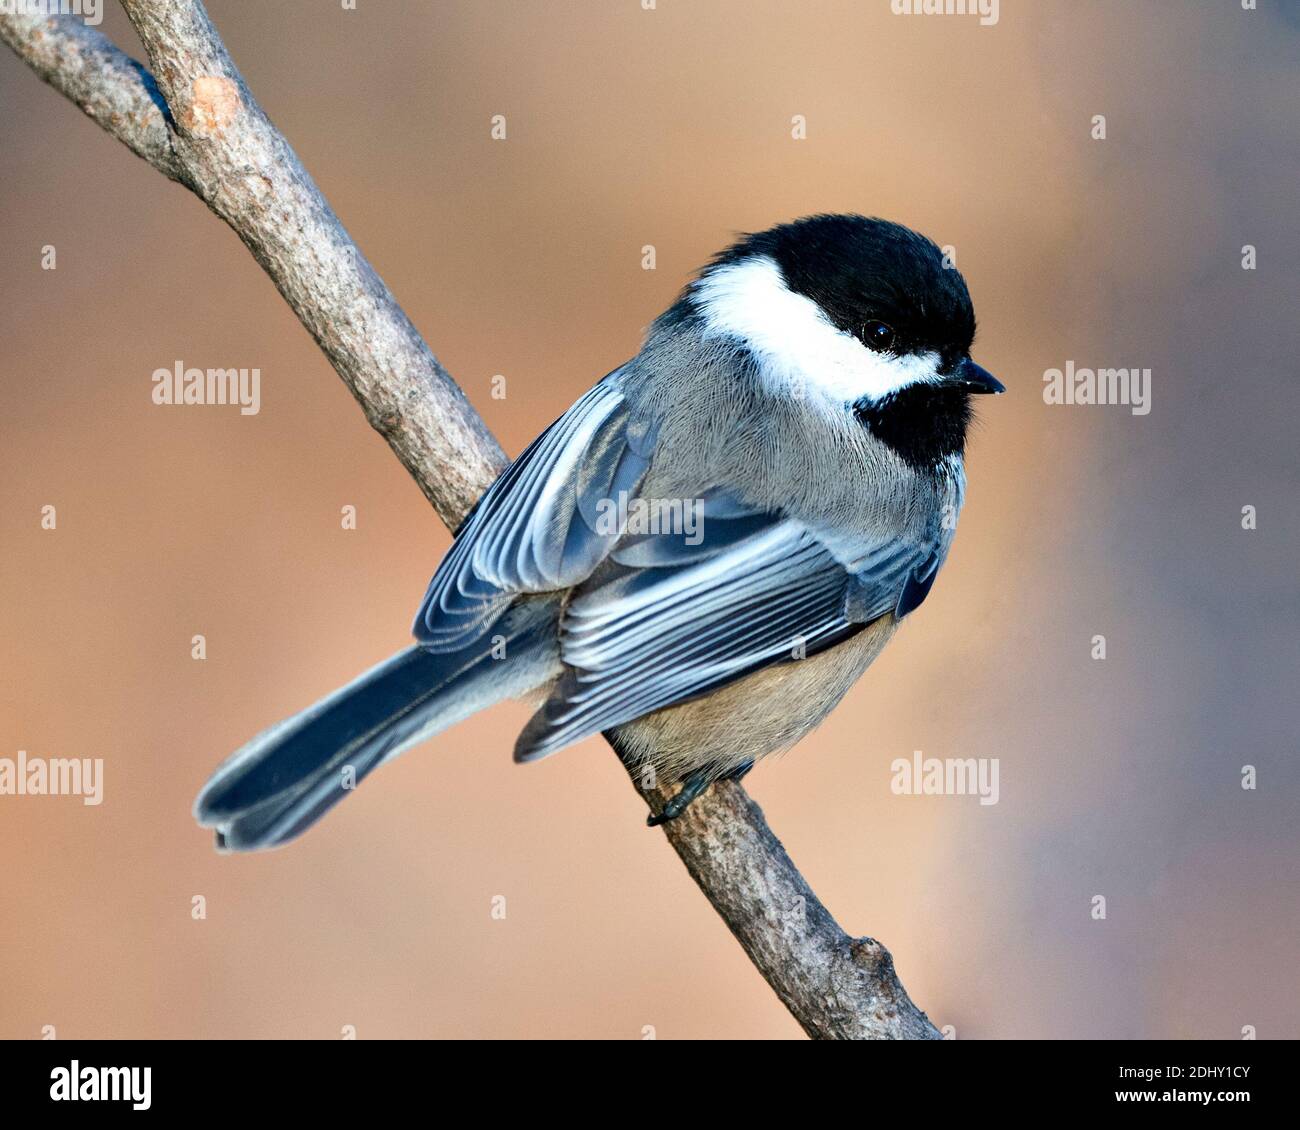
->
<box><xmin>515</xmin><ymin>496</ymin><xmax>945</xmax><ymax>761</ymax></box>
<box><xmin>409</xmin><ymin>370</ymin><xmax>955</xmax><ymax>761</ymax></box>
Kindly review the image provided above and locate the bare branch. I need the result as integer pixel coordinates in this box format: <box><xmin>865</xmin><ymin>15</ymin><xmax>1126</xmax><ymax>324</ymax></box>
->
<box><xmin>0</xmin><ymin>2</ymin><xmax>940</xmax><ymax>1039</ymax></box>
<box><xmin>654</xmin><ymin>780</ymin><xmax>940</xmax><ymax>1038</ymax></box>
<box><xmin>4</xmin><ymin>3</ymin><xmax>504</xmax><ymax>527</ymax></box>
<box><xmin>0</xmin><ymin>10</ymin><xmax>181</xmax><ymax>177</ymax></box>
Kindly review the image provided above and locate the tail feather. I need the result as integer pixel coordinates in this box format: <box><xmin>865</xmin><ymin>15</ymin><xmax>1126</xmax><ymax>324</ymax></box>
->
<box><xmin>195</xmin><ymin>598</ymin><xmax>561</xmax><ymax>851</ymax></box>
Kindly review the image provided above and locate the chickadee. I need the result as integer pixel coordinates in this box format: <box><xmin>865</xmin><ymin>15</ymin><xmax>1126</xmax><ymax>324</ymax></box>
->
<box><xmin>196</xmin><ymin>214</ymin><xmax>1003</xmax><ymax>851</ymax></box>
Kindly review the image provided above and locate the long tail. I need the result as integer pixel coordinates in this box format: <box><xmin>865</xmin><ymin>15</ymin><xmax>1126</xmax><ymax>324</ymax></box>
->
<box><xmin>194</xmin><ymin>598</ymin><xmax>561</xmax><ymax>852</ymax></box>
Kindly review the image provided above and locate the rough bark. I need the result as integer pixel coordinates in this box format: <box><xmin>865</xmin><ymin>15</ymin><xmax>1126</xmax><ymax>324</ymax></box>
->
<box><xmin>1</xmin><ymin>2</ymin><xmax>941</xmax><ymax>1040</ymax></box>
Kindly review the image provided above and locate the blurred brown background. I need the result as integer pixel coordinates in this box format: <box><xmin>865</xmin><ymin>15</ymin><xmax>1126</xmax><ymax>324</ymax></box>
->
<box><xmin>1</xmin><ymin>0</ymin><xmax>1297</xmax><ymax>1039</ymax></box>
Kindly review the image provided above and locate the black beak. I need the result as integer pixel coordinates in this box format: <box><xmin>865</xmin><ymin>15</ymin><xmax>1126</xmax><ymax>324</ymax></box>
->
<box><xmin>948</xmin><ymin>359</ymin><xmax>1005</xmax><ymax>395</ymax></box>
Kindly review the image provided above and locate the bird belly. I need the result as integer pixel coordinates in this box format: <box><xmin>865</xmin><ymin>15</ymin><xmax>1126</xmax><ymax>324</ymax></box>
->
<box><xmin>607</xmin><ymin>613</ymin><xmax>898</xmax><ymax>785</ymax></box>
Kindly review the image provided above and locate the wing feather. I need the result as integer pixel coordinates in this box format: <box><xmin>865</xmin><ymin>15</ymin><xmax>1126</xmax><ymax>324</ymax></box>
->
<box><xmin>412</xmin><ymin>374</ymin><xmax>648</xmax><ymax>650</ymax></box>
<box><xmin>515</xmin><ymin>511</ymin><xmax>939</xmax><ymax>760</ymax></box>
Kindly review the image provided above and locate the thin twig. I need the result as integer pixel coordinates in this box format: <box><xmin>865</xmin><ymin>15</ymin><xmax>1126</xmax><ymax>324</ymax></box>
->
<box><xmin>1</xmin><ymin>2</ymin><xmax>940</xmax><ymax>1039</ymax></box>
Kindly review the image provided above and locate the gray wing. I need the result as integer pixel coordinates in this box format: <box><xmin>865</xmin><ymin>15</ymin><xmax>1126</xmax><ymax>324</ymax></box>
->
<box><xmin>410</xmin><ymin>369</ymin><xmax>954</xmax><ymax>761</ymax></box>
<box><xmin>514</xmin><ymin>495</ymin><xmax>949</xmax><ymax>762</ymax></box>
<box><xmin>412</xmin><ymin>373</ymin><xmax>654</xmax><ymax>650</ymax></box>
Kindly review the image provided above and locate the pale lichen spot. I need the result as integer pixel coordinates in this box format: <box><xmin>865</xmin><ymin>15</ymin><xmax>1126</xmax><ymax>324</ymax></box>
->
<box><xmin>183</xmin><ymin>75</ymin><xmax>241</xmax><ymax>137</ymax></box>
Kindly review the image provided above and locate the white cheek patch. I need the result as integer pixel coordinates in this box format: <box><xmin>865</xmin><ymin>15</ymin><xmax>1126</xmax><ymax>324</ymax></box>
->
<box><xmin>692</xmin><ymin>254</ymin><xmax>940</xmax><ymax>404</ymax></box>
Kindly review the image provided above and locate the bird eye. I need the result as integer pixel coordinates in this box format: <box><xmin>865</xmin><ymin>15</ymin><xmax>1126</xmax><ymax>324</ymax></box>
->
<box><xmin>863</xmin><ymin>320</ymin><xmax>895</xmax><ymax>352</ymax></box>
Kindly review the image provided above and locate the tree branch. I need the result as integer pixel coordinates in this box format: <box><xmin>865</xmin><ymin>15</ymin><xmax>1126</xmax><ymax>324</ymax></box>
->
<box><xmin>1</xmin><ymin>2</ymin><xmax>940</xmax><ymax>1040</ymax></box>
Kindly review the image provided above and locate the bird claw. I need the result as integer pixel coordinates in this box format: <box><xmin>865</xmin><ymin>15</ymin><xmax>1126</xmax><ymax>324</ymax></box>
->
<box><xmin>645</xmin><ymin>761</ymin><xmax>754</xmax><ymax>826</ymax></box>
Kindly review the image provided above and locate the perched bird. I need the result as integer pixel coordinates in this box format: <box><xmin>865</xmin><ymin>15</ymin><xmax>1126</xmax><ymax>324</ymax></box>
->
<box><xmin>196</xmin><ymin>214</ymin><xmax>1003</xmax><ymax>851</ymax></box>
